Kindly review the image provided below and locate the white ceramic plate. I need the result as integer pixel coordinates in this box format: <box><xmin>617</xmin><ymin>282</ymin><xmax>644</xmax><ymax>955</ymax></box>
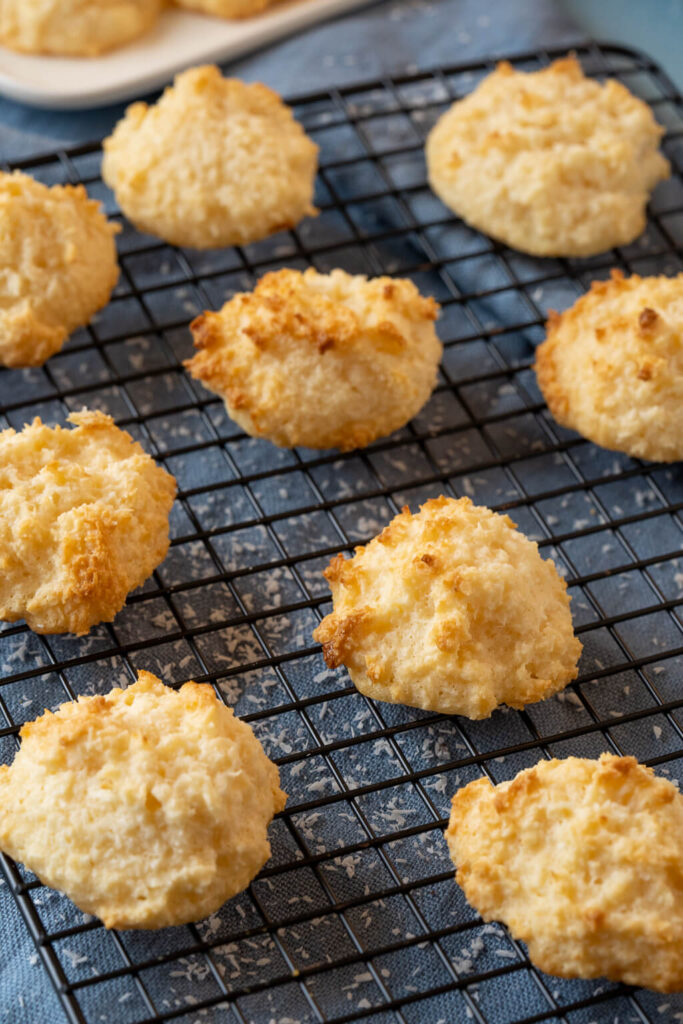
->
<box><xmin>0</xmin><ymin>0</ymin><xmax>372</xmax><ymax>110</ymax></box>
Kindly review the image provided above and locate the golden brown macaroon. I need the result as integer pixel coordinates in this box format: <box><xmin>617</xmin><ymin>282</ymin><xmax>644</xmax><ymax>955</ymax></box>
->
<box><xmin>185</xmin><ymin>267</ymin><xmax>442</xmax><ymax>450</ymax></box>
<box><xmin>313</xmin><ymin>496</ymin><xmax>582</xmax><ymax>718</ymax></box>
<box><xmin>0</xmin><ymin>671</ymin><xmax>286</xmax><ymax>929</ymax></box>
<box><xmin>0</xmin><ymin>0</ymin><xmax>162</xmax><ymax>56</ymax></box>
<box><xmin>0</xmin><ymin>171</ymin><xmax>120</xmax><ymax>368</ymax></box>
<box><xmin>426</xmin><ymin>56</ymin><xmax>670</xmax><ymax>257</ymax></box>
<box><xmin>447</xmin><ymin>754</ymin><xmax>683</xmax><ymax>992</ymax></box>
<box><xmin>0</xmin><ymin>410</ymin><xmax>176</xmax><ymax>635</ymax></box>
<box><xmin>173</xmin><ymin>0</ymin><xmax>281</xmax><ymax>17</ymax></box>
<box><xmin>102</xmin><ymin>64</ymin><xmax>318</xmax><ymax>249</ymax></box>
<box><xmin>535</xmin><ymin>269</ymin><xmax>683</xmax><ymax>462</ymax></box>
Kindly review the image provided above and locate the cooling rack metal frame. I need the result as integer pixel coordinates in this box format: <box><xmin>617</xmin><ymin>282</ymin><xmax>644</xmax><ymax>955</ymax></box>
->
<box><xmin>1</xmin><ymin>40</ymin><xmax>682</xmax><ymax>1024</ymax></box>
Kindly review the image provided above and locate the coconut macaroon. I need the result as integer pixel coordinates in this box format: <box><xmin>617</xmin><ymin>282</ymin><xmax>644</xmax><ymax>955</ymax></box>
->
<box><xmin>535</xmin><ymin>269</ymin><xmax>683</xmax><ymax>462</ymax></box>
<box><xmin>0</xmin><ymin>410</ymin><xmax>176</xmax><ymax>635</ymax></box>
<box><xmin>426</xmin><ymin>56</ymin><xmax>670</xmax><ymax>257</ymax></box>
<box><xmin>447</xmin><ymin>754</ymin><xmax>683</xmax><ymax>992</ymax></box>
<box><xmin>185</xmin><ymin>267</ymin><xmax>442</xmax><ymax>450</ymax></box>
<box><xmin>102</xmin><ymin>65</ymin><xmax>318</xmax><ymax>249</ymax></box>
<box><xmin>173</xmin><ymin>0</ymin><xmax>280</xmax><ymax>17</ymax></box>
<box><xmin>0</xmin><ymin>172</ymin><xmax>119</xmax><ymax>368</ymax></box>
<box><xmin>313</xmin><ymin>497</ymin><xmax>582</xmax><ymax>718</ymax></box>
<box><xmin>0</xmin><ymin>671</ymin><xmax>286</xmax><ymax>929</ymax></box>
<box><xmin>0</xmin><ymin>0</ymin><xmax>162</xmax><ymax>56</ymax></box>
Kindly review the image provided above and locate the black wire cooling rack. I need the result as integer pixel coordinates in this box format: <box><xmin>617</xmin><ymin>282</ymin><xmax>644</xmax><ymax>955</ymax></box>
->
<box><xmin>1</xmin><ymin>40</ymin><xmax>683</xmax><ymax>1024</ymax></box>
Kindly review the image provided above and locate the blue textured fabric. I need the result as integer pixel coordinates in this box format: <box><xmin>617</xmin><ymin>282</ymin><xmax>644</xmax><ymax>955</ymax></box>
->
<box><xmin>0</xmin><ymin>877</ymin><xmax>63</xmax><ymax>1024</ymax></box>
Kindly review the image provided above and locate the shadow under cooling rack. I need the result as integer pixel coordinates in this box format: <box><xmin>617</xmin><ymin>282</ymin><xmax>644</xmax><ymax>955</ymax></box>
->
<box><xmin>1</xmin><ymin>40</ymin><xmax>683</xmax><ymax>1024</ymax></box>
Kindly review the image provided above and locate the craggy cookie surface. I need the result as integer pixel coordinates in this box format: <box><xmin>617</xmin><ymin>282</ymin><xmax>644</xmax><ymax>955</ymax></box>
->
<box><xmin>0</xmin><ymin>672</ymin><xmax>286</xmax><ymax>929</ymax></box>
<box><xmin>535</xmin><ymin>269</ymin><xmax>683</xmax><ymax>462</ymax></box>
<box><xmin>426</xmin><ymin>56</ymin><xmax>669</xmax><ymax>256</ymax></box>
<box><xmin>0</xmin><ymin>0</ymin><xmax>161</xmax><ymax>55</ymax></box>
<box><xmin>447</xmin><ymin>754</ymin><xmax>683</xmax><ymax>992</ymax></box>
<box><xmin>186</xmin><ymin>267</ymin><xmax>442</xmax><ymax>450</ymax></box>
<box><xmin>314</xmin><ymin>496</ymin><xmax>581</xmax><ymax>718</ymax></box>
<box><xmin>102</xmin><ymin>65</ymin><xmax>318</xmax><ymax>249</ymax></box>
<box><xmin>0</xmin><ymin>410</ymin><xmax>176</xmax><ymax>635</ymax></box>
<box><xmin>0</xmin><ymin>172</ymin><xmax>119</xmax><ymax>368</ymax></box>
<box><xmin>173</xmin><ymin>0</ymin><xmax>281</xmax><ymax>16</ymax></box>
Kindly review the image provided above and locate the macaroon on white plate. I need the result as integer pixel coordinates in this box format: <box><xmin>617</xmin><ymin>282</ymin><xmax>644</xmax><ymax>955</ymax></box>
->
<box><xmin>0</xmin><ymin>0</ymin><xmax>373</xmax><ymax>110</ymax></box>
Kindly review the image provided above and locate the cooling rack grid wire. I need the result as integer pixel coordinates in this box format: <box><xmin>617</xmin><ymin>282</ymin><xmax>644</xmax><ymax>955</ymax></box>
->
<box><xmin>1</xmin><ymin>40</ymin><xmax>682</xmax><ymax>1024</ymax></box>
